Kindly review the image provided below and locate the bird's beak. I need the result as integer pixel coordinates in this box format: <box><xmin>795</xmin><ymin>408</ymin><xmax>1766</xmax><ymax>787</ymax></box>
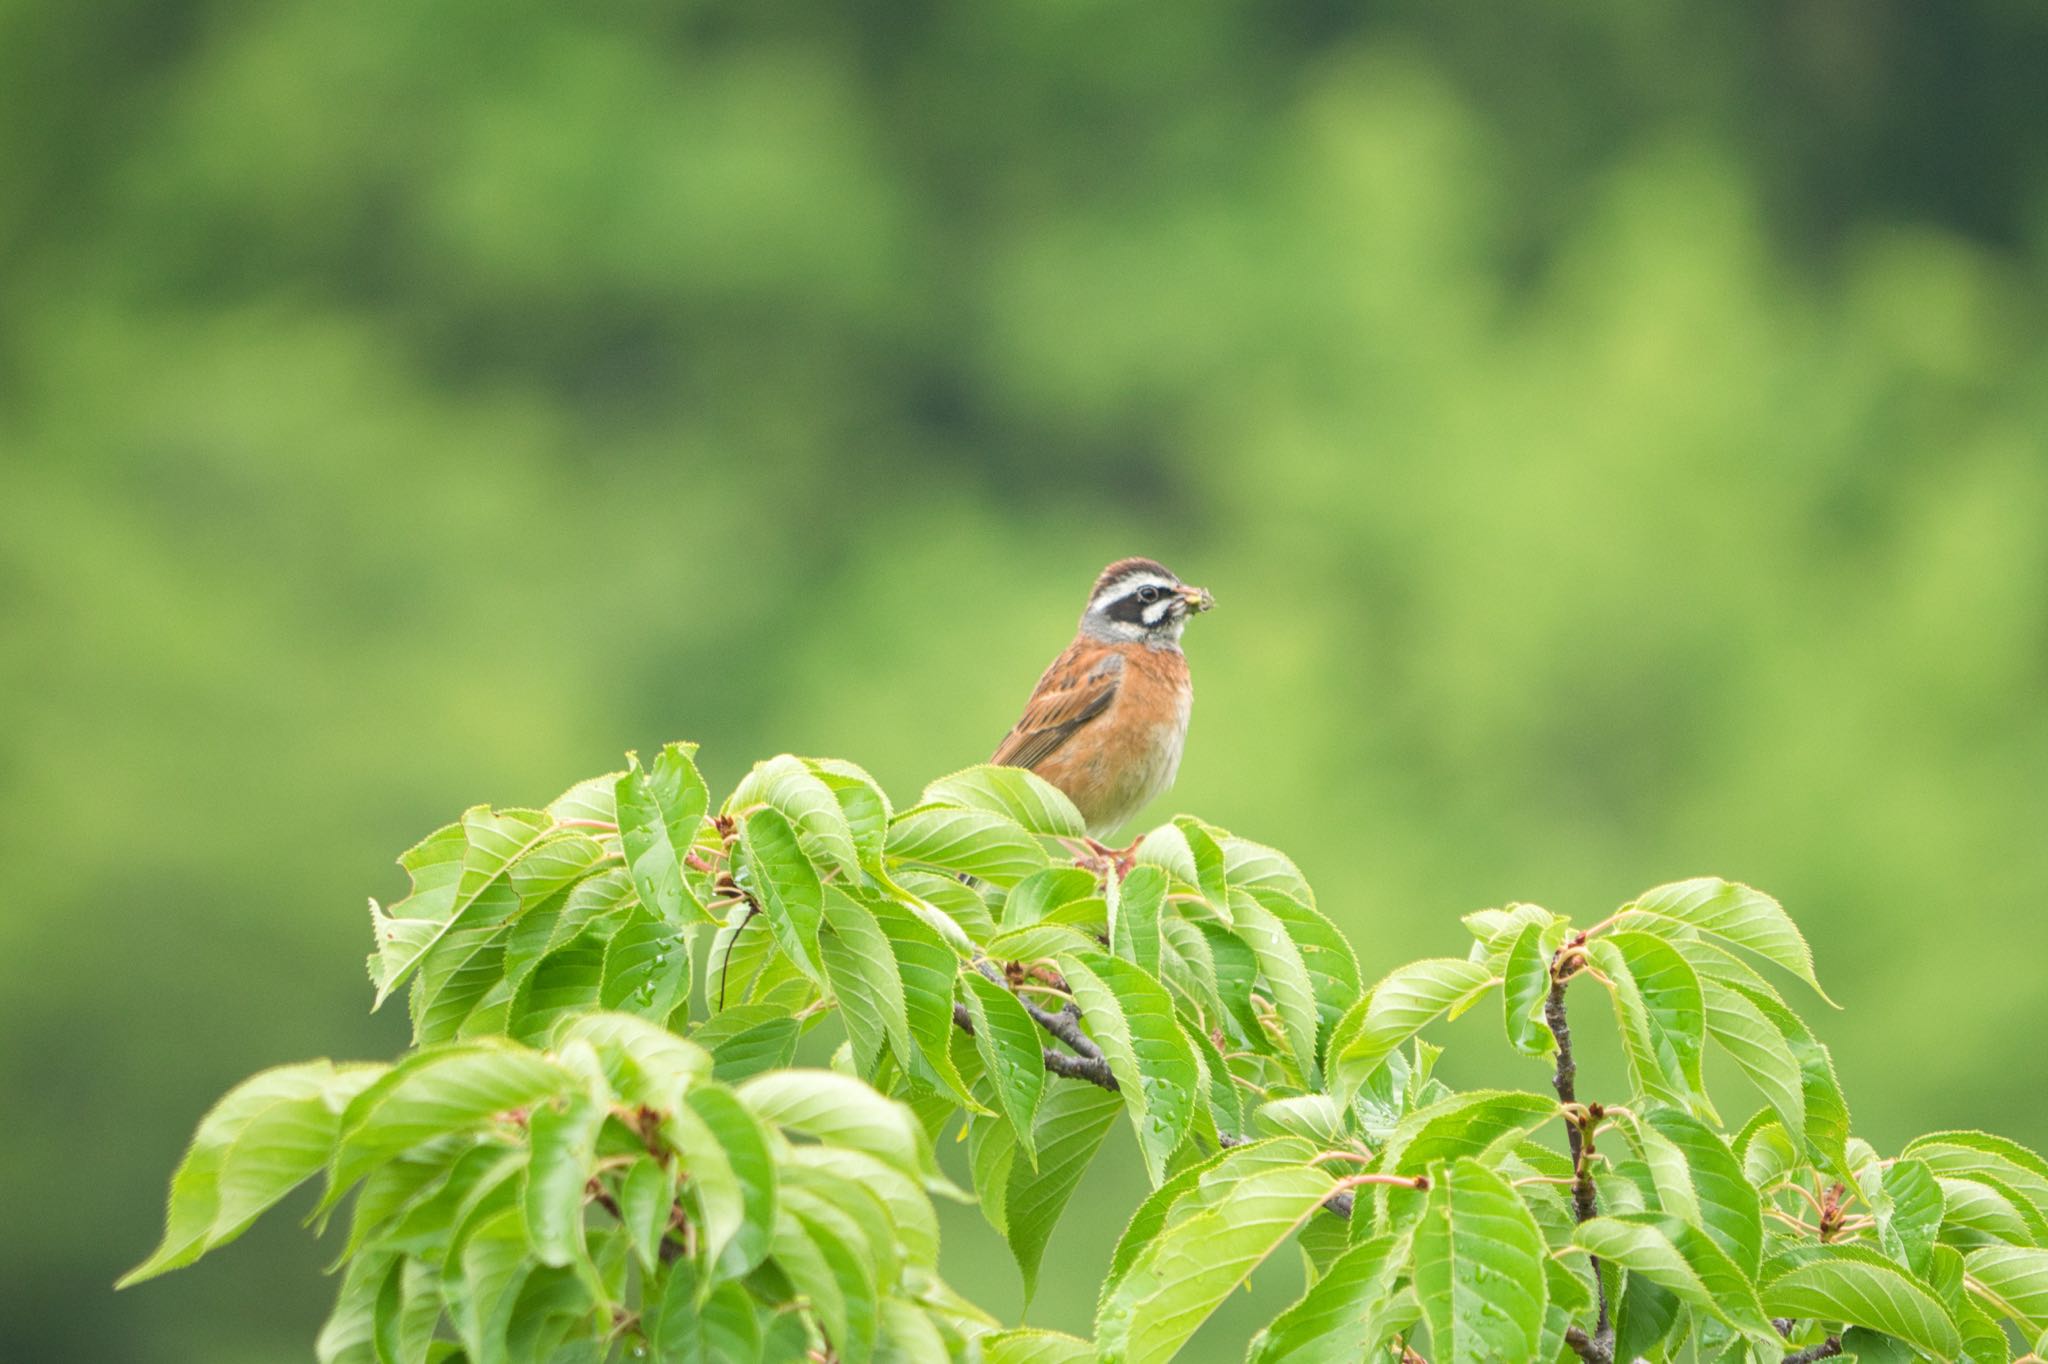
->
<box><xmin>1178</xmin><ymin>584</ymin><xmax>1215</xmax><ymax>613</ymax></box>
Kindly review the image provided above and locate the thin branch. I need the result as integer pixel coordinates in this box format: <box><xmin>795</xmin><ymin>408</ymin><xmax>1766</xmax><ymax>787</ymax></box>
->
<box><xmin>1548</xmin><ymin>952</ymin><xmax>1614</xmax><ymax>1364</ymax></box>
<box><xmin>952</xmin><ymin>973</ymin><xmax>1120</xmax><ymax>1092</ymax></box>
<box><xmin>1783</xmin><ymin>1339</ymin><xmax>1843</xmax><ymax>1364</ymax></box>
<box><xmin>975</xmin><ymin>959</ymin><xmax>1108</xmax><ymax>1063</ymax></box>
<box><xmin>1041</xmin><ymin>1048</ymin><xmax>1118</xmax><ymax>1087</ymax></box>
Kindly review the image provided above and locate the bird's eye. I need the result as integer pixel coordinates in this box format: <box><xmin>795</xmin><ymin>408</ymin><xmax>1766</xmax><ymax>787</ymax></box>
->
<box><xmin>1137</xmin><ymin>586</ymin><xmax>1161</xmax><ymax>604</ymax></box>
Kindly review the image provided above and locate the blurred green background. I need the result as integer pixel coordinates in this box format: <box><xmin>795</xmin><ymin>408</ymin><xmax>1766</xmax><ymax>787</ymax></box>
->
<box><xmin>5</xmin><ymin>0</ymin><xmax>2048</xmax><ymax>1358</ymax></box>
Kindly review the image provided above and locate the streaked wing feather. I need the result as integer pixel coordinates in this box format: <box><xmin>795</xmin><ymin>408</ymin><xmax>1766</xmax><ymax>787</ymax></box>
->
<box><xmin>991</xmin><ymin>645</ymin><xmax>1121</xmax><ymax>772</ymax></box>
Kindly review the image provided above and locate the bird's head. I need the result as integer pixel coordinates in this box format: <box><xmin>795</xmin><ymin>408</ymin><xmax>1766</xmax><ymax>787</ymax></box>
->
<box><xmin>1079</xmin><ymin>557</ymin><xmax>1214</xmax><ymax>648</ymax></box>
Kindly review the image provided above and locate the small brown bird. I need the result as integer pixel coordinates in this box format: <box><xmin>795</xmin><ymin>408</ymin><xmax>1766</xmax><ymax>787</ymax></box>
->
<box><xmin>992</xmin><ymin>557</ymin><xmax>1214</xmax><ymax>841</ymax></box>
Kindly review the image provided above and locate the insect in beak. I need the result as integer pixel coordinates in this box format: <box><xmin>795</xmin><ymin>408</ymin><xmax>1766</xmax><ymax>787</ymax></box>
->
<box><xmin>1178</xmin><ymin>585</ymin><xmax>1215</xmax><ymax>613</ymax></box>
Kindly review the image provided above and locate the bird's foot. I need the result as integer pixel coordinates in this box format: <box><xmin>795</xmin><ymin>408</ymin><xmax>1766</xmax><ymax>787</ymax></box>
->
<box><xmin>1072</xmin><ymin>835</ymin><xmax>1144</xmax><ymax>882</ymax></box>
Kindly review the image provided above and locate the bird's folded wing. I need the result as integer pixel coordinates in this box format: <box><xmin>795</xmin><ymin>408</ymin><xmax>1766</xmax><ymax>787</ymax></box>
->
<box><xmin>990</xmin><ymin>645</ymin><xmax>1122</xmax><ymax>772</ymax></box>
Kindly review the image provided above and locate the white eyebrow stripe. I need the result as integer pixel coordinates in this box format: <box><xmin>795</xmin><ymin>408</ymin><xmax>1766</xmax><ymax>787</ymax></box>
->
<box><xmin>1087</xmin><ymin>573</ymin><xmax>1177</xmax><ymax>615</ymax></box>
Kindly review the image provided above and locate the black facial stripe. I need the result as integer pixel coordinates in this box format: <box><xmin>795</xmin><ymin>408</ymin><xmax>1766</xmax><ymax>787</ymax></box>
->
<box><xmin>1105</xmin><ymin>589</ymin><xmax>1176</xmax><ymax>627</ymax></box>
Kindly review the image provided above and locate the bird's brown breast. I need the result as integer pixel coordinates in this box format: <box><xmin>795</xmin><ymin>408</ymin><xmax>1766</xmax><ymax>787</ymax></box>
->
<box><xmin>1015</xmin><ymin>641</ymin><xmax>1191</xmax><ymax>833</ymax></box>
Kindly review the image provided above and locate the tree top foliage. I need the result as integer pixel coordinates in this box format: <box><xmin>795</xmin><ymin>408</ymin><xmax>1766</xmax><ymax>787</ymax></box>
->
<box><xmin>125</xmin><ymin>743</ymin><xmax>2048</xmax><ymax>1363</ymax></box>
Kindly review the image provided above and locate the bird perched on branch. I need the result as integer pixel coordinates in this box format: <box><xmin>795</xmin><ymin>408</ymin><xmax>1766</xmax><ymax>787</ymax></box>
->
<box><xmin>991</xmin><ymin>557</ymin><xmax>1214</xmax><ymax>851</ymax></box>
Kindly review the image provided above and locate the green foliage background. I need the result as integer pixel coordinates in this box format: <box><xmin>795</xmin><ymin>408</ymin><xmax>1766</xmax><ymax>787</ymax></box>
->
<box><xmin>2</xmin><ymin>1</ymin><xmax>2046</xmax><ymax>1358</ymax></box>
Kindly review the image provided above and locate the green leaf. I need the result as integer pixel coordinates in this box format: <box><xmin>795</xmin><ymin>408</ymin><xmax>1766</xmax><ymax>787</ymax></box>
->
<box><xmin>1230</xmin><ymin>893</ymin><xmax>1324</xmax><ymax>1082</ymax></box>
<box><xmin>1462</xmin><ymin>903</ymin><xmax>1556</xmax><ymax>953</ymax></box>
<box><xmin>864</xmin><ymin>895</ymin><xmax>979</xmax><ymax>1109</ymax></box>
<box><xmin>980</xmin><ymin>1329</ymin><xmax>1097</xmax><ymax>1364</ymax></box>
<box><xmin>970</xmin><ymin>1111</ymin><xmax>1017</xmax><ymax>1240</ymax></box>
<box><xmin>409</xmin><ymin>827</ymin><xmax>611</xmax><ymax>1045</ymax></box>
<box><xmin>509</xmin><ymin>827</ymin><xmax>610</xmax><ymax>904</ymax></box>
<box><xmin>672</xmin><ymin>1080</ymin><xmax>777</xmax><ymax>1279</ymax></box>
<box><xmin>1573</xmin><ymin>1213</ymin><xmax>1777</xmax><ymax>1344</ymax></box>
<box><xmin>1002</xmin><ymin>867</ymin><xmax>1099</xmax><ymax>929</ymax></box>
<box><xmin>924</xmin><ymin>764</ymin><xmax>1088</xmax><ymax>838</ymax></box>
<box><xmin>1906</xmin><ymin>1131</ymin><xmax>2048</xmax><ymax>1237</ymax></box>
<box><xmin>875</xmin><ymin>1295</ymin><xmax>953</xmax><ymax>1364</ymax></box>
<box><xmin>960</xmin><ymin>971</ymin><xmax>1047</xmax><ymax>1165</ymax></box>
<box><xmin>507</xmin><ymin>929</ymin><xmax>611</xmax><ymax>1045</ymax></box>
<box><xmin>616</xmin><ymin>743</ymin><xmax>710</xmax><ymax>927</ymax></box>
<box><xmin>556</xmin><ymin>1011</ymin><xmax>710</xmax><ymax>1111</ymax></box>
<box><xmin>648</xmin><ymin>1260</ymin><xmax>763</xmax><ymax>1363</ymax></box>
<box><xmin>314</xmin><ymin>1250</ymin><xmax>391</xmax><ymax>1364</ymax></box>
<box><xmin>1381</xmin><ymin>1089</ymin><xmax>1560</xmax><ymax>1175</ymax></box>
<box><xmin>1643</xmin><ymin>1108</ymin><xmax>1762</xmax><ymax>1276</ymax></box>
<box><xmin>1878</xmin><ymin>1158</ymin><xmax>1945</xmax><ymax>1276</ymax></box>
<box><xmin>1248</xmin><ymin>1231</ymin><xmax>1408</xmax><ymax>1364</ymax></box>
<box><xmin>1610</xmin><ymin>1264</ymin><xmax>1680</xmax><ymax>1362</ymax></box>
<box><xmin>1100</xmin><ymin>1139</ymin><xmax>1324</xmax><ymax>1328</ymax></box>
<box><xmin>1626</xmin><ymin>877</ymin><xmax>1833</xmax><ymax>1005</ymax></box>
<box><xmin>1941</xmin><ymin>1173</ymin><xmax>2042</xmax><ymax>1248</ymax></box>
<box><xmin>372</xmin><ymin>1256</ymin><xmax>441</xmax><ymax>1364</ymax></box>
<box><xmin>1248</xmin><ymin>890</ymin><xmax>1361</xmax><ymax>1053</ymax></box>
<box><xmin>800</xmin><ymin>1208</ymin><xmax>886</xmax><ymax>1364</ymax></box>
<box><xmin>1327</xmin><ymin>958</ymin><xmax>1497</xmax><ymax>1105</ymax></box>
<box><xmin>730</xmin><ymin>753</ymin><xmax>862</xmax><ymax>873</ymax></box>
<box><xmin>886</xmin><ymin>806</ymin><xmax>1049</xmax><ymax>886</ymax></box>
<box><xmin>1004</xmin><ymin>1081</ymin><xmax>1123</xmax><ymax>1304</ymax></box>
<box><xmin>1700</xmin><ymin>975</ymin><xmax>1805</xmax><ymax>1153</ymax></box>
<box><xmin>121</xmin><ymin>1060</ymin><xmax>386</xmax><ymax>1286</ymax></box>
<box><xmin>1729</xmin><ymin>980</ymin><xmax>1851</xmax><ymax>1177</ymax></box>
<box><xmin>325</xmin><ymin>1042</ymin><xmax>572</xmax><ymax>1208</ymax></box>
<box><xmin>1412</xmin><ymin>1158</ymin><xmax>1549</xmax><ymax>1364</ymax></box>
<box><xmin>1762</xmin><ymin>1250</ymin><xmax>1963</xmax><ymax>1358</ymax></box>
<box><xmin>445</xmin><ymin>1204</ymin><xmax>532</xmax><ymax>1364</ymax></box>
<box><xmin>618</xmin><ymin>1156</ymin><xmax>675</xmax><ymax>1272</ymax></box>
<box><xmin>770</xmin><ymin>1207</ymin><xmax>873</xmax><ymax>1364</ymax></box>
<box><xmin>1057</xmin><ymin>949</ymin><xmax>1200</xmax><ymax>1186</ymax></box>
<box><xmin>1501</xmin><ymin>919</ymin><xmax>1561</xmax><ymax>1056</ymax></box>
<box><xmin>361</xmin><ymin>1141</ymin><xmax>522</xmax><ymax>1263</ymax></box>
<box><xmin>737</xmin><ymin>806</ymin><xmax>825</xmax><ymax>982</ymax></box>
<box><xmin>1110</xmin><ymin>864</ymin><xmax>1168</xmax><ymax>978</ymax></box>
<box><xmin>1965</xmin><ymin>1245</ymin><xmax>2048</xmax><ymax>1334</ymax></box>
<box><xmin>894</xmin><ymin>866</ymin><xmax>996</xmax><ymax>948</ymax></box>
<box><xmin>696</xmin><ymin>1005</ymin><xmax>803</xmax><ymax>1084</ymax></box>
<box><xmin>736</xmin><ymin>1069</ymin><xmax>933</xmax><ymax>1179</ymax></box>
<box><xmin>598</xmin><ymin>909</ymin><xmax>692</xmax><ymax>1021</ymax></box>
<box><xmin>1540</xmin><ymin>1256</ymin><xmax>1595</xmax><ymax>1349</ymax></box>
<box><xmin>503</xmin><ymin>868</ymin><xmax>634</xmax><ymax>996</ymax></box>
<box><xmin>1254</xmin><ymin>1094</ymin><xmax>1348</xmax><ymax>1146</ymax></box>
<box><xmin>819</xmin><ymin>890</ymin><xmax>913</xmax><ymax>1080</ymax></box>
<box><xmin>370</xmin><ymin>807</ymin><xmax>554</xmax><ymax>1008</ymax></box>
<box><xmin>1098</xmin><ymin>1146</ymin><xmax>1231</xmax><ymax>1314</ymax></box>
<box><xmin>409</xmin><ymin>895</ymin><xmax>518</xmax><ymax>1045</ymax></box>
<box><xmin>809</xmin><ymin>758</ymin><xmax>893</xmax><ymax>872</ymax></box>
<box><xmin>522</xmin><ymin>1090</ymin><xmax>605</xmax><ymax>1270</ymax></box>
<box><xmin>1599</xmin><ymin>930</ymin><xmax>1706</xmax><ymax>1098</ymax></box>
<box><xmin>1218</xmin><ymin>834</ymin><xmax>1315</xmax><ymax>911</ymax></box>
<box><xmin>1620</xmin><ymin>1111</ymin><xmax>1701</xmax><ymax>1227</ymax></box>
<box><xmin>786</xmin><ymin>1144</ymin><xmax>939</xmax><ymax>1270</ymax></box>
<box><xmin>546</xmin><ymin>772</ymin><xmax>619</xmax><ymax>826</ymax></box>
<box><xmin>787</xmin><ymin>1163</ymin><xmax>902</xmax><ymax>1290</ymax></box>
<box><xmin>1096</xmin><ymin>1162</ymin><xmax>1341</xmax><ymax>1364</ymax></box>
